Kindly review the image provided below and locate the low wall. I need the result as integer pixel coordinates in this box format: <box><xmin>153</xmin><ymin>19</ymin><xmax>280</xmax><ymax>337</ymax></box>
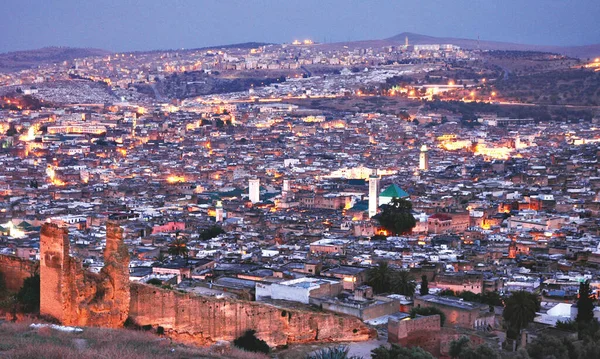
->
<box><xmin>129</xmin><ymin>282</ymin><xmax>376</xmax><ymax>347</ymax></box>
<box><xmin>0</xmin><ymin>255</ymin><xmax>38</xmax><ymax>292</ymax></box>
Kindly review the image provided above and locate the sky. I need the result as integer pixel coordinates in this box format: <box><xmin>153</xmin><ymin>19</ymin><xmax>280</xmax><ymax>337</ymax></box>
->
<box><xmin>1</xmin><ymin>0</ymin><xmax>599</xmax><ymax>53</ymax></box>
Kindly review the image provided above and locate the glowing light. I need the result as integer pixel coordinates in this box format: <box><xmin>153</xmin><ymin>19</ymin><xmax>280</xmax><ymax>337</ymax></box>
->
<box><xmin>166</xmin><ymin>175</ymin><xmax>186</xmax><ymax>183</ymax></box>
<box><xmin>46</xmin><ymin>165</ymin><xmax>66</xmax><ymax>186</ymax></box>
<box><xmin>3</xmin><ymin>221</ymin><xmax>26</xmax><ymax>238</ymax></box>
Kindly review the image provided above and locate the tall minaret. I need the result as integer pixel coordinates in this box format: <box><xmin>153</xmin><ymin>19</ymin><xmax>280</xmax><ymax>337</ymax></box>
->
<box><xmin>405</xmin><ymin>36</ymin><xmax>409</xmax><ymax>48</ymax></box>
<box><xmin>368</xmin><ymin>170</ymin><xmax>379</xmax><ymax>218</ymax></box>
<box><xmin>249</xmin><ymin>178</ymin><xmax>260</xmax><ymax>203</ymax></box>
<box><xmin>419</xmin><ymin>145</ymin><xmax>429</xmax><ymax>171</ymax></box>
<box><xmin>282</xmin><ymin>179</ymin><xmax>291</xmax><ymax>199</ymax></box>
<box><xmin>215</xmin><ymin>200</ymin><xmax>223</xmax><ymax>222</ymax></box>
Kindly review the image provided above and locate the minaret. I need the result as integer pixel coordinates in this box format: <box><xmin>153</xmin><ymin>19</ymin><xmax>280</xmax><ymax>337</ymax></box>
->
<box><xmin>215</xmin><ymin>200</ymin><xmax>223</xmax><ymax>222</ymax></box>
<box><xmin>368</xmin><ymin>170</ymin><xmax>379</xmax><ymax>218</ymax></box>
<box><xmin>132</xmin><ymin>115</ymin><xmax>137</xmax><ymax>138</ymax></box>
<box><xmin>419</xmin><ymin>145</ymin><xmax>429</xmax><ymax>171</ymax></box>
<box><xmin>249</xmin><ymin>178</ymin><xmax>260</xmax><ymax>203</ymax></box>
<box><xmin>282</xmin><ymin>179</ymin><xmax>291</xmax><ymax>199</ymax></box>
<box><xmin>405</xmin><ymin>36</ymin><xmax>409</xmax><ymax>48</ymax></box>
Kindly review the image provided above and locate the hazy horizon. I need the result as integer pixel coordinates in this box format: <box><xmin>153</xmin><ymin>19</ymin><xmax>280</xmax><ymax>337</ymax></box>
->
<box><xmin>2</xmin><ymin>0</ymin><xmax>600</xmax><ymax>53</ymax></box>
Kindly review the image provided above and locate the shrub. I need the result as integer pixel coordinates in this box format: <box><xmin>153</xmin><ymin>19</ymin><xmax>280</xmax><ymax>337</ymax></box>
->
<box><xmin>146</xmin><ymin>278</ymin><xmax>162</xmax><ymax>286</ymax></box>
<box><xmin>16</xmin><ymin>274</ymin><xmax>40</xmax><ymax>313</ymax></box>
<box><xmin>305</xmin><ymin>345</ymin><xmax>362</xmax><ymax>359</ymax></box>
<box><xmin>233</xmin><ymin>330</ymin><xmax>269</xmax><ymax>354</ymax></box>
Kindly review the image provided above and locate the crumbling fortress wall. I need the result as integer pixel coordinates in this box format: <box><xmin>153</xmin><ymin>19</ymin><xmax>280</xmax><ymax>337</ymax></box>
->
<box><xmin>40</xmin><ymin>221</ymin><xmax>130</xmax><ymax>327</ymax></box>
<box><xmin>39</xmin><ymin>222</ymin><xmax>376</xmax><ymax>346</ymax></box>
<box><xmin>0</xmin><ymin>254</ymin><xmax>38</xmax><ymax>292</ymax></box>
<box><xmin>129</xmin><ymin>283</ymin><xmax>376</xmax><ymax>347</ymax></box>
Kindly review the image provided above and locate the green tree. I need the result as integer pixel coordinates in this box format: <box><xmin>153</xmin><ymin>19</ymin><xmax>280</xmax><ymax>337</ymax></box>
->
<box><xmin>449</xmin><ymin>336</ymin><xmax>470</xmax><ymax>359</ymax></box>
<box><xmin>576</xmin><ymin>280</ymin><xmax>595</xmax><ymax>324</ymax></box>
<box><xmin>200</xmin><ymin>225</ymin><xmax>225</xmax><ymax>240</ymax></box>
<box><xmin>167</xmin><ymin>236</ymin><xmax>189</xmax><ymax>259</ymax></box>
<box><xmin>367</xmin><ymin>261</ymin><xmax>392</xmax><ymax>294</ymax></box>
<box><xmin>420</xmin><ymin>275</ymin><xmax>429</xmax><ymax>296</ymax></box>
<box><xmin>449</xmin><ymin>337</ymin><xmax>501</xmax><ymax>359</ymax></box>
<box><xmin>377</xmin><ymin>197</ymin><xmax>416</xmax><ymax>236</ymax></box>
<box><xmin>233</xmin><ymin>329</ymin><xmax>269</xmax><ymax>354</ymax></box>
<box><xmin>410</xmin><ymin>306</ymin><xmax>446</xmax><ymax>327</ymax></box>
<box><xmin>16</xmin><ymin>273</ymin><xmax>40</xmax><ymax>313</ymax></box>
<box><xmin>502</xmin><ymin>291</ymin><xmax>540</xmax><ymax>339</ymax></box>
<box><xmin>526</xmin><ymin>334</ymin><xmax>576</xmax><ymax>359</ymax></box>
<box><xmin>371</xmin><ymin>344</ymin><xmax>434</xmax><ymax>359</ymax></box>
<box><xmin>391</xmin><ymin>270</ymin><xmax>416</xmax><ymax>297</ymax></box>
<box><xmin>305</xmin><ymin>345</ymin><xmax>361</xmax><ymax>359</ymax></box>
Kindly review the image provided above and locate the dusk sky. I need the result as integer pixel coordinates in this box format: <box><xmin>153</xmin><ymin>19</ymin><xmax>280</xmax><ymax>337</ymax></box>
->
<box><xmin>2</xmin><ymin>0</ymin><xmax>599</xmax><ymax>53</ymax></box>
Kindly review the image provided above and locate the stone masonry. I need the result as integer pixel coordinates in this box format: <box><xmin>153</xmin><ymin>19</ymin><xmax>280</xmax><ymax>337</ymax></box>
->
<box><xmin>39</xmin><ymin>221</ymin><xmax>130</xmax><ymax>327</ymax></box>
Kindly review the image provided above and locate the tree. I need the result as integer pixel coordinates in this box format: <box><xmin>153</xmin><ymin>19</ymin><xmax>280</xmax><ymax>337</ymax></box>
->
<box><xmin>200</xmin><ymin>225</ymin><xmax>225</xmax><ymax>240</ymax></box>
<box><xmin>391</xmin><ymin>270</ymin><xmax>416</xmax><ymax>297</ymax></box>
<box><xmin>305</xmin><ymin>345</ymin><xmax>362</xmax><ymax>359</ymax></box>
<box><xmin>525</xmin><ymin>334</ymin><xmax>576</xmax><ymax>359</ymax></box>
<box><xmin>449</xmin><ymin>337</ymin><xmax>501</xmax><ymax>359</ymax></box>
<box><xmin>233</xmin><ymin>330</ymin><xmax>269</xmax><ymax>354</ymax></box>
<box><xmin>377</xmin><ymin>197</ymin><xmax>416</xmax><ymax>236</ymax></box>
<box><xmin>410</xmin><ymin>306</ymin><xmax>446</xmax><ymax>327</ymax></box>
<box><xmin>371</xmin><ymin>344</ymin><xmax>434</xmax><ymax>359</ymax></box>
<box><xmin>16</xmin><ymin>273</ymin><xmax>40</xmax><ymax>313</ymax></box>
<box><xmin>420</xmin><ymin>275</ymin><xmax>429</xmax><ymax>296</ymax></box>
<box><xmin>576</xmin><ymin>280</ymin><xmax>595</xmax><ymax>324</ymax></box>
<box><xmin>167</xmin><ymin>236</ymin><xmax>188</xmax><ymax>259</ymax></box>
<box><xmin>449</xmin><ymin>336</ymin><xmax>470</xmax><ymax>359</ymax></box>
<box><xmin>502</xmin><ymin>291</ymin><xmax>540</xmax><ymax>338</ymax></box>
<box><xmin>367</xmin><ymin>261</ymin><xmax>392</xmax><ymax>294</ymax></box>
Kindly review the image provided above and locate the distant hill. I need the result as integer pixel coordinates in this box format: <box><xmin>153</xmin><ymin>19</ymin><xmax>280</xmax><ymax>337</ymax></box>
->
<box><xmin>319</xmin><ymin>32</ymin><xmax>600</xmax><ymax>59</ymax></box>
<box><xmin>387</xmin><ymin>32</ymin><xmax>600</xmax><ymax>58</ymax></box>
<box><xmin>0</xmin><ymin>47</ymin><xmax>111</xmax><ymax>73</ymax></box>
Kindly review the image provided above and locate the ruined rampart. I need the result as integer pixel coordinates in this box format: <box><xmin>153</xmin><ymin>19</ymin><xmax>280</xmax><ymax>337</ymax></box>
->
<box><xmin>0</xmin><ymin>254</ymin><xmax>38</xmax><ymax>292</ymax></box>
<box><xmin>39</xmin><ymin>222</ymin><xmax>376</xmax><ymax>346</ymax></box>
<box><xmin>129</xmin><ymin>282</ymin><xmax>376</xmax><ymax>347</ymax></box>
<box><xmin>40</xmin><ymin>222</ymin><xmax>129</xmax><ymax>327</ymax></box>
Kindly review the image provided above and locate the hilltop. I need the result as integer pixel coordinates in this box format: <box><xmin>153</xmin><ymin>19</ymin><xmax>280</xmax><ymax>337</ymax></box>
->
<box><xmin>318</xmin><ymin>32</ymin><xmax>600</xmax><ymax>59</ymax></box>
<box><xmin>0</xmin><ymin>47</ymin><xmax>110</xmax><ymax>73</ymax></box>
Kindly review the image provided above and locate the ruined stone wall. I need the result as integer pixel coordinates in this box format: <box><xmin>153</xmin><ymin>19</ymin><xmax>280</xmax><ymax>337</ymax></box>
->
<box><xmin>129</xmin><ymin>282</ymin><xmax>376</xmax><ymax>347</ymax></box>
<box><xmin>0</xmin><ymin>254</ymin><xmax>38</xmax><ymax>292</ymax></box>
<box><xmin>388</xmin><ymin>314</ymin><xmax>441</xmax><ymax>343</ymax></box>
<box><xmin>39</xmin><ymin>222</ymin><xmax>129</xmax><ymax>327</ymax></box>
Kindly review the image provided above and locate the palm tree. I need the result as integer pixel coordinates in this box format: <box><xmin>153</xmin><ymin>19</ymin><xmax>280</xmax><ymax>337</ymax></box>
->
<box><xmin>391</xmin><ymin>270</ymin><xmax>416</xmax><ymax>297</ymax></box>
<box><xmin>502</xmin><ymin>291</ymin><xmax>540</xmax><ymax>338</ymax></box>
<box><xmin>168</xmin><ymin>236</ymin><xmax>189</xmax><ymax>260</ymax></box>
<box><xmin>367</xmin><ymin>261</ymin><xmax>392</xmax><ymax>294</ymax></box>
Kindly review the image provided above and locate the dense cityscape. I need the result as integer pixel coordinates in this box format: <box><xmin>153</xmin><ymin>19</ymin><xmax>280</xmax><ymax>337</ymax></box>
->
<box><xmin>1</xmin><ymin>4</ymin><xmax>600</xmax><ymax>359</ymax></box>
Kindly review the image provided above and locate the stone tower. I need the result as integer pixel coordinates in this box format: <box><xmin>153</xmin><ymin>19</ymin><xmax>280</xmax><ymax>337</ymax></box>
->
<box><xmin>39</xmin><ymin>221</ymin><xmax>130</xmax><ymax>327</ymax></box>
<box><xmin>368</xmin><ymin>170</ymin><xmax>379</xmax><ymax>218</ymax></box>
<box><xmin>40</xmin><ymin>223</ymin><xmax>72</xmax><ymax>323</ymax></box>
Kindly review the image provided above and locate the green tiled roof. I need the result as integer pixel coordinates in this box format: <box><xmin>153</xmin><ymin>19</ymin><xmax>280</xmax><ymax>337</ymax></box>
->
<box><xmin>380</xmin><ymin>184</ymin><xmax>409</xmax><ymax>198</ymax></box>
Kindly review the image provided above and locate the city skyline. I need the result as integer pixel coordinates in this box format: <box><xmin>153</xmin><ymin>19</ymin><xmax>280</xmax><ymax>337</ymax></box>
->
<box><xmin>2</xmin><ymin>0</ymin><xmax>600</xmax><ymax>53</ymax></box>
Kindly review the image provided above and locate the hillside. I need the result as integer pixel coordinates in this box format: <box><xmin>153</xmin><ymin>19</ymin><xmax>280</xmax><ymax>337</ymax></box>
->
<box><xmin>0</xmin><ymin>320</ymin><xmax>267</xmax><ymax>359</ymax></box>
<box><xmin>318</xmin><ymin>32</ymin><xmax>600</xmax><ymax>59</ymax></box>
<box><xmin>388</xmin><ymin>32</ymin><xmax>600</xmax><ymax>59</ymax></box>
<box><xmin>0</xmin><ymin>47</ymin><xmax>110</xmax><ymax>73</ymax></box>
